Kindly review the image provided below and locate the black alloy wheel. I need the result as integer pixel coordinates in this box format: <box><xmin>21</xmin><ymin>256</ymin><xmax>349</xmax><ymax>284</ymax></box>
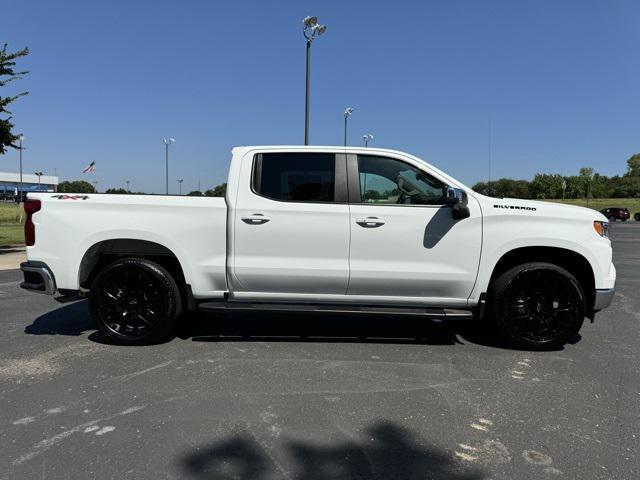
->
<box><xmin>89</xmin><ymin>258</ymin><xmax>182</xmax><ymax>344</ymax></box>
<box><xmin>491</xmin><ymin>262</ymin><xmax>585</xmax><ymax>349</ymax></box>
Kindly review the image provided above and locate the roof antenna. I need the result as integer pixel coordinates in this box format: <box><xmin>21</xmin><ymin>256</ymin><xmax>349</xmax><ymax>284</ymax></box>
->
<box><xmin>488</xmin><ymin>117</ymin><xmax>493</xmax><ymax>196</ymax></box>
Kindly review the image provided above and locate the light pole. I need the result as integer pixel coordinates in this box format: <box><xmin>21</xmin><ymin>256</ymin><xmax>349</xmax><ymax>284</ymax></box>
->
<box><xmin>18</xmin><ymin>135</ymin><xmax>25</xmax><ymax>202</ymax></box>
<box><xmin>125</xmin><ymin>180</ymin><xmax>130</xmax><ymax>192</ymax></box>
<box><xmin>93</xmin><ymin>180</ymin><xmax>98</xmax><ymax>193</ymax></box>
<box><xmin>34</xmin><ymin>171</ymin><xmax>43</xmax><ymax>191</ymax></box>
<box><xmin>162</xmin><ymin>137</ymin><xmax>175</xmax><ymax>195</ymax></box>
<box><xmin>177</xmin><ymin>179</ymin><xmax>183</xmax><ymax>195</ymax></box>
<box><xmin>363</xmin><ymin>133</ymin><xmax>374</xmax><ymax>147</ymax></box>
<box><xmin>343</xmin><ymin>107</ymin><xmax>354</xmax><ymax>146</ymax></box>
<box><xmin>302</xmin><ymin>16</ymin><xmax>327</xmax><ymax>145</ymax></box>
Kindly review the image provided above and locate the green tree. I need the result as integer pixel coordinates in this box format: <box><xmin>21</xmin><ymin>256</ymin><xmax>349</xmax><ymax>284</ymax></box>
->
<box><xmin>473</xmin><ymin>179</ymin><xmax>532</xmax><ymax>198</ymax></box>
<box><xmin>530</xmin><ymin>174</ymin><xmax>564</xmax><ymax>199</ymax></box>
<box><xmin>187</xmin><ymin>190</ymin><xmax>203</xmax><ymax>196</ymax></box>
<box><xmin>364</xmin><ymin>189</ymin><xmax>381</xmax><ymax>201</ymax></box>
<box><xmin>204</xmin><ymin>183</ymin><xmax>226</xmax><ymax>197</ymax></box>
<box><xmin>104</xmin><ymin>188</ymin><xmax>130</xmax><ymax>194</ymax></box>
<box><xmin>589</xmin><ymin>173</ymin><xmax>610</xmax><ymax>198</ymax></box>
<box><xmin>0</xmin><ymin>44</ymin><xmax>29</xmax><ymax>155</ymax></box>
<box><xmin>625</xmin><ymin>153</ymin><xmax>640</xmax><ymax>177</ymax></box>
<box><xmin>579</xmin><ymin>167</ymin><xmax>594</xmax><ymax>200</ymax></box>
<box><xmin>58</xmin><ymin>180</ymin><xmax>96</xmax><ymax>193</ymax></box>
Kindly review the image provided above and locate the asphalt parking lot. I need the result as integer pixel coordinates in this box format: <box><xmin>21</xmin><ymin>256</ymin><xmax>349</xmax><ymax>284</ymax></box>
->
<box><xmin>1</xmin><ymin>223</ymin><xmax>639</xmax><ymax>479</ymax></box>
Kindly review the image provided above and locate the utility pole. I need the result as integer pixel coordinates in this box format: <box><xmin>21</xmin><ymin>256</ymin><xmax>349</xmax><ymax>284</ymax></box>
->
<box><xmin>18</xmin><ymin>135</ymin><xmax>25</xmax><ymax>203</ymax></box>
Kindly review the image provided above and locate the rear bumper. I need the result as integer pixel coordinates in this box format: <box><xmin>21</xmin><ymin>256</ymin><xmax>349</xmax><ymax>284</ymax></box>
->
<box><xmin>593</xmin><ymin>288</ymin><xmax>615</xmax><ymax>311</ymax></box>
<box><xmin>20</xmin><ymin>261</ymin><xmax>57</xmax><ymax>295</ymax></box>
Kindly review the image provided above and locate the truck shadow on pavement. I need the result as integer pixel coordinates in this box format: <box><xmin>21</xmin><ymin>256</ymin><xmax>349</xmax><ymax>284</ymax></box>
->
<box><xmin>178</xmin><ymin>421</ymin><xmax>484</xmax><ymax>480</ymax></box>
<box><xmin>24</xmin><ymin>300</ymin><xmax>94</xmax><ymax>336</ymax></box>
<box><xmin>24</xmin><ymin>301</ymin><xmax>577</xmax><ymax>351</ymax></box>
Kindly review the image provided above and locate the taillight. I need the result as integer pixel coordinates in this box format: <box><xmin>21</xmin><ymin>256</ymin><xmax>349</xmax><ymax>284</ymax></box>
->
<box><xmin>24</xmin><ymin>199</ymin><xmax>41</xmax><ymax>246</ymax></box>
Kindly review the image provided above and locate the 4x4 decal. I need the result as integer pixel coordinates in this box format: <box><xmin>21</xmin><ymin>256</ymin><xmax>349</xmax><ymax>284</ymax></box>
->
<box><xmin>51</xmin><ymin>195</ymin><xmax>90</xmax><ymax>200</ymax></box>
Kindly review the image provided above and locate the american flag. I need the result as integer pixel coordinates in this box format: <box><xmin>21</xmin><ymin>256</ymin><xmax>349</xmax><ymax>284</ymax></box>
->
<box><xmin>82</xmin><ymin>161</ymin><xmax>96</xmax><ymax>173</ymax></box>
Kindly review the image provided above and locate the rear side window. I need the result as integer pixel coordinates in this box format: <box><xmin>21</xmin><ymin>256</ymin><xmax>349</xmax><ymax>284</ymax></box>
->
<box><xmin>253</xmin><ymin>153</ymin><xmax>336</xmax><ymax>202</ymax></box>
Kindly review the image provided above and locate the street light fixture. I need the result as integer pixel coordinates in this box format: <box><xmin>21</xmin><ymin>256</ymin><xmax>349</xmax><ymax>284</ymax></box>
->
<box><xmin>34</xmin><ymin>171</ymin><xmax>43</xmax><ymax>192</ymax></box>
<box><xmin>363</xmin><ymin>133</ymin><xmax>374</xmax><ymax>147</ymax></box>
<box><xmin>162</xmin><ymin>137</ymin><xmax>175</xmax><ymax>195</ymax></box>
<box><xmin>343</xmin><ymin>107</ymin><xmax>354</xmax><ymax>146</ymax></box>
<box><xmin>125</xmin><ymin>180</ymin><xmax>130</xmax><ymax>192</ymax></box>
<box><xmin>302</xmin><ymin>15</ymin><xmax>327</xmax><ymax>145</ymax></box>
<box><xmin>177</xmin><ymin>178</ymin><xmax>184</xmax><ymax>195</ymax></box>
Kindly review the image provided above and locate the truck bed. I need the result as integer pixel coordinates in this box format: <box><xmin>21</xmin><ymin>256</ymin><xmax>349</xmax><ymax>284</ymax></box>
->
<box><xmin>27</xmin><ymin>193</ymin><xmax>228</xmax><ymax>297</ymax></box>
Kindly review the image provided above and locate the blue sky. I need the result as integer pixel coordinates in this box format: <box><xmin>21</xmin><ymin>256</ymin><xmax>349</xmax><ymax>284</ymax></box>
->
<box><xmin>3</xmin><ymin>0</ymin><xmax>639</xmax><ymax>193</ymax></box>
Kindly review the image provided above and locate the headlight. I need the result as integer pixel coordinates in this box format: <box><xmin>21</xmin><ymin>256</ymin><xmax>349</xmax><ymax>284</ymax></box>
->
<box><xmin>593</xmin><ymin>221</ymin><xmax>609</xmax><ymax>238</ymax></box>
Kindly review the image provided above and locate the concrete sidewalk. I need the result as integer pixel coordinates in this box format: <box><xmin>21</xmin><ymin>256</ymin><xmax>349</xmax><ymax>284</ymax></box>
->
<box><xmin>0</xmin><ymin>245</ymin><xmax>26</xmax><ymax>271</ymax></box>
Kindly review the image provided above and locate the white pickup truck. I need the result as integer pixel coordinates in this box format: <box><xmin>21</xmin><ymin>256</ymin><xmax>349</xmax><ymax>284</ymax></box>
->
<box><xmin>20</xmin><ymin>146</ymin><xmax>615</xmax><ymax>349</ymax></box>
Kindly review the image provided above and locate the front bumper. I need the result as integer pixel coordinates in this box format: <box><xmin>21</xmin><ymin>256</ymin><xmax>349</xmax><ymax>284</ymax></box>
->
<box><xmin>593</xmin><ymin>288</ymin><xmax>615</xmax><ymax>311</ymax></box>
<box><xmin>20</xmin><ymin>261</ymin><xmax>57</xmax><ymax>295</ymax></box>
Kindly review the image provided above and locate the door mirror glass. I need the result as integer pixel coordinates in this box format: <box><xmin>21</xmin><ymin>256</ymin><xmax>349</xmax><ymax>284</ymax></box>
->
<box><xmin>444</xmin><ymin>187</ymin><xmax>468</xmax><ymax>206</ymax></box>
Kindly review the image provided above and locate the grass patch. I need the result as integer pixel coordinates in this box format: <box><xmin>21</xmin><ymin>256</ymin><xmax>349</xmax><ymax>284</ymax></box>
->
<box><xmin>0</xmin><ymin>225</ymin><xmax>24</xmax><ymax>246</ymax></box>
<box><xmin>541</xmin><ymin>198</ymin><xmax>640</xmax><ymax>214</ymax></box>
<box><xmin>0</xmin><ymin>202</ymin><xmax>24</xmax><ymax>225</ymax></box>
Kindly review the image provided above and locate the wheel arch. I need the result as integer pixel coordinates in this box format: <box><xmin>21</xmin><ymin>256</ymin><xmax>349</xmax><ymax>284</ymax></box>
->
<box><xmin>488</xmin><ymin>246</ymin><xmax>596</xmax><ymax>313</ymax></box>
<box><xmin>78</xmin><ymin>238</ymin><xmax>187</xmax><ymax>291</ymax></box>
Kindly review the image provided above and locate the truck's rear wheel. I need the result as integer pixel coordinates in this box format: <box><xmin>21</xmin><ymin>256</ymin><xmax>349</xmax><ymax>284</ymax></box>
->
<box><xmin>491</xmin><ymin>262</ymin><xmax>585</xmax><ymax>350</ymax></box>
<box><xmin>88</xmin><ymin>258</ymin><xmax>182</xmax><ymax>344</ymax></box>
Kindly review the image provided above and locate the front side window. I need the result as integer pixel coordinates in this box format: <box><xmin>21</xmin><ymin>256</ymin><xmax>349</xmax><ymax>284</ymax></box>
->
<box><xmin>254</xmin><ymin>153</ymin><xmax>336</xmax><ymax>202</ymax></box>
<box><xmin>358</xmin><ymin>156</ymin><xmax>445</xmax><ymax>205</ymax></box>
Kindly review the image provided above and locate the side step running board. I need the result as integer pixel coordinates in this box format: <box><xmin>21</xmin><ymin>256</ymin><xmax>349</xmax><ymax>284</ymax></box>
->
<box><xmin>197</xmin><ymin>301</ymin><xmax>474</xmax><ymax>320</ymax></box>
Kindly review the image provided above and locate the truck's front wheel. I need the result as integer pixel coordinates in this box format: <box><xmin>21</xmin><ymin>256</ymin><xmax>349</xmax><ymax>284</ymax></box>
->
<box><xmin>88</xmin><ymin>258</ymin><xmax>182</xmax><ymax>344</ymax></box>
<box><xmin>491</xmin><ymin>262</ymin><xmax>585</xmax><ymax>350</ymax></box>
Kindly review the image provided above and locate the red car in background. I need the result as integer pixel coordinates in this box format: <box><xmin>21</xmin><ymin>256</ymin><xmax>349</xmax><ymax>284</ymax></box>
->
<box><xmin>600</xmin><ymin>207</ymin><xmax>630</xmax><ymax>221</ymax></box>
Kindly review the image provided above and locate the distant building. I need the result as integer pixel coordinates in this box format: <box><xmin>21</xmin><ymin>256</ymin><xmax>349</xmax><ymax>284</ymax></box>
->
<box><xmin>0</xmin><ymin>171</ymin><xmax>59</xmax><ymax>195</ymax></box>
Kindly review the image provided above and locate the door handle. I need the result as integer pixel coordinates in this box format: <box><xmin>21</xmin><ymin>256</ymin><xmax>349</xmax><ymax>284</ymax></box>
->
<box><xmin>356</xmin><ymin>216</ymin><xmax>385</xmax><ymax>228</ymax></box>
<box><xmin>241</xmin><ymin>213</ymin><xmax>271</xmax><ymax>225</ymax></box>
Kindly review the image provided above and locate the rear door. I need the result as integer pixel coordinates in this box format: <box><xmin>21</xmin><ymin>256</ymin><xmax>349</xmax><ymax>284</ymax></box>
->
<box><xmin>231</xmin><ymin>151</ymin><xmax>350</xmax><ymax>296</ymax></box>
<box><xmin>346</xmin><ymin>154</ymin><xmax>482</xmax><ymax>304</ymax></box>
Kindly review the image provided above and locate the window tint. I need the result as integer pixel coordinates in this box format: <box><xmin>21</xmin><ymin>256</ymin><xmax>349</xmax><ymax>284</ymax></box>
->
<box><xmin>254</xmin><ymin>153</ymin><xmax>336</xmax><ymax>202</ymax></box>
<box><xmin>358</xmin><ymin>156</ymin><xmax>445</xmax><ymax>205</ymax></box>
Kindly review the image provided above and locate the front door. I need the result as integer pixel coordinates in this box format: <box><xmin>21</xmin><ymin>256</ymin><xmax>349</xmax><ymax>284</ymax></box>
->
<box><xmin>232</xmin><ymin>151</ymin><xmax>350</xmax><ymax>296</ymax></box>
<box><xmin>347</xmin><ymin>154</ymin><xmax>482</xmax><ymax>305</ymax></box>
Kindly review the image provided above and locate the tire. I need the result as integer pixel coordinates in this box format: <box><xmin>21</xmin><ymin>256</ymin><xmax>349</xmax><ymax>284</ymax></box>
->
<box><xmin>608</xmin><ymin>216</ymin><xmax>615</xmax><ymax>222</ymax></box>
<box><xmin>622</xmin><ymin>218</ymin><xmax>627</xmax><ymax>222</ymax></box>
<box><xmin>490</xmin><ymin>262</ymin><xmax>585</xmax><ymax>350</ymax></box>
<box><xmin>88</xmin><ymin>258</ymin><xmax>182</xmax><ymax>345</ymax></box>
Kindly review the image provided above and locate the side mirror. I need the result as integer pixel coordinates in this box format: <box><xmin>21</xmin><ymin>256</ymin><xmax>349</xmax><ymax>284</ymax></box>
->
<box><xmin>444</xmin><ymin>187</ymin><xmax>470</xmax><ymax>220</ymax></box>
